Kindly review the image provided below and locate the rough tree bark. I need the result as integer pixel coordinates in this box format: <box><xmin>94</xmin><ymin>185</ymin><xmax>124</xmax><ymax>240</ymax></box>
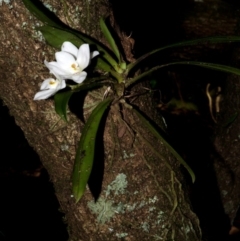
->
<box><xmin>3</xmin><ymin>0</ymin><xmax>238</xmax><ymax>240</ymax></box>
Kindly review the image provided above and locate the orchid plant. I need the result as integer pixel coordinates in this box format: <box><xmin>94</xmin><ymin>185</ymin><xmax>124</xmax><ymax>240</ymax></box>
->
<box><xmin>23</xmin><ymin>0</ymin><xmax>240</xmax><ymax>203</ymax></box>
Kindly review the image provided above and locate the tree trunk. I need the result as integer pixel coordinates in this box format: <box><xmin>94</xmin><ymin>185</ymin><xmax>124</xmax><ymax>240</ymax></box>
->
<box><xmin>3</xmin><ymin>0</ymin><xmax>235</xmax><ymax>240</ymax></box>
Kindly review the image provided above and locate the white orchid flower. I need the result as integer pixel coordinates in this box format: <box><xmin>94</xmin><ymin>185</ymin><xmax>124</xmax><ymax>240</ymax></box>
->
<box><xmin>34</xmin><ymin>77</ymin><xmax>66</xmax><ymax>100</ymax></box>
<box><xmin>61</xmin><ymin>41</ymin><xmax>99</xmax><ymax>60</ymax></box>
<box><xmin>44</xmin><ymin>42</ymin><xmax>99</xmax><ymax>84</ymax></box>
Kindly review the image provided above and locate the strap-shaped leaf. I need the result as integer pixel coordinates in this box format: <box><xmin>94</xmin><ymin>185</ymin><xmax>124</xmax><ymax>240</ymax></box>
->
<box><xmin>39</xmin><ymin>25</ymin><xmax>85</xmax><ymax>49</ymax></box>
<box><xmin>126</xmin><ymin>61</ymin><xmax>240</xmax><ymax>87</ymax></box>
<box><xmin>54</xmin><ymin>91</ymin><xmax>73</xmax><ymax>122</ymax></box>
<box><xmin>95</xmin><ymin>58</ymin><xmax>112</xmax><ymax>73</ymax></box>
<box><xmin>100</xmin><ymin>18</ymin><xmax>121</xmax><ymax>63</ymax></box>
<box><xmin>54</xmin><ymin>80</ymin><xmax>109</xmax><ymax>121</ymax></box>
<box><xmin>72</xmin><ymin>98</ymin><xmax>113</xmax><ymax>202</ymax></box>
<box><xmin>128</xmin><ymin>36</ymin><xmax>240</xmax><ymax>71</ymax></box>
<box><xmin>133</xmin><ymin>108</ymin><xmax>195</xmax><ymax>183</ymax></box>
<box><xmin>175</xmin><ymin>61</ymin><xmax>240</xmax><ymax>75</ymax></box>
<box><xmin>22</xmin><ymin>0</ymin><xmax>65</xmax><ymax>28</ymax></box>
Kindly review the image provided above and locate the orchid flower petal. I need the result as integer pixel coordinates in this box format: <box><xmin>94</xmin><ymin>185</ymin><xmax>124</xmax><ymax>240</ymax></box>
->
<box><xmin>40</xmin><ymin>78</ymin><xmax>55</xmax><ymax>90</ymax></box>
<box><xmin>77</xmin><ymin>44</ymin><xmax>90</xmax><ymax>70</ymax></box>
<box><xmin>61</xmin><ymin>41</ymin><xmax>78</xmax><ymax>57</ymax></box>
<box><xmin>58</xmin><ymin>79</ymin><xmax>66</xmax><ymax>89</ymax></box>
<box><xmin>34</xmin><ymin>89</ymin><xmax>57</xmax><ymax>100</ymax></box>
<box><xmin>44</xmin><ymin>60</ymin><xmax>71</xmax><ymax>78</ymax></box>
<box><xmin>71</xmin><ymin>71</ymin><xmax>87</xmax><ymax>83</ymax></box>
<box><xmin>91</xmin><ymin>51</ymin><xmax>99</xmax><ymax>59</ymax></box>
<box><xmin>56</xmin><ymin>51</ymin><xmax>83</xmax><ymax>74</ymax></box>
<box><xmin>55</xmin><ymin>52</ymin><xmax>76</xmax><ymax>69</ymax></box>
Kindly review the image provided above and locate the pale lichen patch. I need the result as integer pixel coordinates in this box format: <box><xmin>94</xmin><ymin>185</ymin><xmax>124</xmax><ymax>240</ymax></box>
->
<box><xmin>0</xmin><ymin>0</ymin><xmax>11</xmax><ymax>7</ymax></box>
<box><xmin>88</xmin><ymin>173</ymin><xmax>129</xmax><ymax>224</ymax></box>
<box><xmin>87</xmin><ymin>198</ymin><xmax>116</xmax><ymax>224</ymax></box>
<box><xmin>122</xmin><ymin>150</ymin><xmax>136</xmax><ymax>159</ymax></box>
<box><xmin>156</xmin><ymin>210</ymin><xmax>166</xmax><ymax>224</ymax></box>
<box><xmin>141</xmin><ymin>222</ymin><xmax>150</xmax><ymax>232</ymax></box>
<box><xmin>43</xmin><ymin>2</ymin><xmax>57</xmax><ymax>13</ymax></box>
<box><xmin>105</xmin><ymin>173</ymin><xmax>128</xmax><ymax>196</ymax></box>
<box><xmin>116</xmin><ymin>232</ymin><xmax>128</xmax><ymax>238</ymax></box>
<box><xmin>87</xmin><ymin>171</ymin><xmax>168</xmax><ymax>239</ymax></box>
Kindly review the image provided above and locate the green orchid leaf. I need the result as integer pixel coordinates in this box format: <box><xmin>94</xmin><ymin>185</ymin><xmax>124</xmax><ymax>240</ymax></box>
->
<box><xmin>174</xmin><ymin>61</ymin><xmax>240</xmax><ymax>75</ymax></box>
<box><xmin>100</xmin><ymin>17</ymin><xmax>121</xmax><ymax>63</ymax></box>
<box><xmin>126</xmin><ymin>65</ymin><xmax>165</xmax><ymax>87</ymax></box>
<box><xmin>54</xmin><ymin>91</ymin><xmax>73</xmax><ymax>122</ymax></box>
<box><xmin>120</xmin><ymin>62</ymin><xmax>127</xmax><ymax>70</ymax></box>
<box><xmin>126</xmin><ymin>61</ymin><xmax>240</xmax><ymax>87</ymax></box>
<box><xmin>95</xmin><ymin>57</ymin><xmax>112</xmax><ymax>73</ymax></box>
<box><xmin>39</xmin><ymin>25</ymin><xmax>85</xmax><ymax>49</ymax></box>
<box><xmin>72</xmin><ymin>98</ymin><xmax>113</xmax><ymax>203</ymax></box>
<box><xmin>133</xmin><ymin>108</ymin><xmax>195</xmax><ymax>183</ymax></box>
<box><xmin>22</xmin><ymin>0</ymin><xmax>65</xmax><ymax>28</ymax></box>
<box><xmin>128</xmin><ymin>36</ymin><xmax>240</xmax><ymax>71</ymax></box>
<box><xmin>54</xmin><ymin>79</ymin><xmax>110</xmax><ymax>122</ymax></box>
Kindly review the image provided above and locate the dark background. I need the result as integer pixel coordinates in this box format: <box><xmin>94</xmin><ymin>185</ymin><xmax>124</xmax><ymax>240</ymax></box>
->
<box><xmin>0</xmin><ymin>100</ymin><xmax>68</xmax><ymax>241</ymax></box>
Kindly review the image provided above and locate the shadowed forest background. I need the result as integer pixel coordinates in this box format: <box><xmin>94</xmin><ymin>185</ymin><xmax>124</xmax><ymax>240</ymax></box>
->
<box><xmin>0</xmin><ymin>100</ymin><xmax>68</xmax><ymax>241</ymax></box>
